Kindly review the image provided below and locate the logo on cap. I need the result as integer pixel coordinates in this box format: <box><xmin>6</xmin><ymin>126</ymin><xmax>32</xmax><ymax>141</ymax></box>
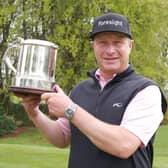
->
<box><xmin>98</xmin><ymin>20</ymin><xmax>123</xmax><ymax>27</ymax></box>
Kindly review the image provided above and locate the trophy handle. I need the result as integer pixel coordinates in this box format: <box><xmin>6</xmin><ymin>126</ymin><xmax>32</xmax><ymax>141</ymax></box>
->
<box><xmin>3</xmin><ymin>45</ymin><xmax>19</xmax><ymax>74</ymax></box>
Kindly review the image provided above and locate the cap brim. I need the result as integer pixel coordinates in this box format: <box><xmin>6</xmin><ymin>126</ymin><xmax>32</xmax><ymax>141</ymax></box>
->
<box><xmin>90</xmin><ymin>30</ymin><xmax>132</xmax><ymax>40</ymax></box>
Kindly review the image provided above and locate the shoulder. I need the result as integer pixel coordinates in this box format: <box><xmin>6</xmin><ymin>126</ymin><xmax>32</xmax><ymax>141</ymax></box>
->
<box><xmin>128</xmin><ymin>73</ymin><xmax>159</xmax><ymax>93</ymax></box>
<box><xmin>133</xmin><ymin>85</ymin><xmax>161</xmax><ymax>103</ymax></box>
<box><xmin>131</xmin><ymin>73</ymin><xmax>157</xmax><ymax>85</ymax></box>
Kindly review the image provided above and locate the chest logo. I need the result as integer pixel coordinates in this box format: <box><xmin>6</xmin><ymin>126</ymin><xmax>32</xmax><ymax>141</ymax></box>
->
<box><xmin>112</xmin><ymin>103</ymin><xmax>123</xmax><ymax>107</ymax></box>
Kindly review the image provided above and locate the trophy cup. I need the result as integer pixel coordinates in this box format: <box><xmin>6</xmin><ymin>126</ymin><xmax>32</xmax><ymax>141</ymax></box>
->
<box><xmin>3</xmin><ymin>38</ymin><xmax>58</xmax><ymax>95</ymax></box>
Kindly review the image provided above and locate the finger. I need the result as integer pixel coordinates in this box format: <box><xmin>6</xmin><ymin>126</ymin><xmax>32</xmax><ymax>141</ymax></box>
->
<box><xmin>14</xmin><ymin>93</ymin><xmax>26</xmax><ymax>98</ymax></box>
<box><xmin>52</xmin><ymin>84</ymin><xmax>58</xmax><ymax>92</ymax></box>
<box><xmin>21</xmin><ymin>95</ymin><xmax>40</xmax><ymax>104</ymax></box>
<box><xmin>41</xmin><ymin>92</ymin><xmax>56</xmax><ymax>101</ymax></box>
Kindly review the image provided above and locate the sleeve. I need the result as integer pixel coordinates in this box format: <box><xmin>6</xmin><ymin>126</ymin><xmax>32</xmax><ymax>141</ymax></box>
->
<box><xmin>120</xmin><ymin>85</ymin><xmax>163</xmax><ymax>146</ymax></box>
<box><xmin>57</xmin><ymin>118</ymin><xmax>71</xmax><ymax>137</ymax></box>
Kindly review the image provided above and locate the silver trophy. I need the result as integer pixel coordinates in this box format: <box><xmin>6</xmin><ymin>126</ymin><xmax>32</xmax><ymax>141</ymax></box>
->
<box><xmin>3</xmin><ymin>38</ymin><xmax>58</xmax><ymax>95</ymax></box>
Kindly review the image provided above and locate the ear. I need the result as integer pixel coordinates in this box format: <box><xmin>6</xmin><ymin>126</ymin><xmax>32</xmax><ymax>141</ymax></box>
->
<box><xmin>129</xmin><ymin>40</ymin><xmax>134</xmax><ymax>49</ymax></box>
<box><xmin>127</xmin><ymin>40</ymin><xmax>134</xmax><ymax>56</ymax></box>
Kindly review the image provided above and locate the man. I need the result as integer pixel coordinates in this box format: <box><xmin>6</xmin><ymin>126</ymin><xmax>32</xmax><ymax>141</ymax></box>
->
<box><xmin>20</xmin><ymin>13</ymin><xmax>167</xmax><ymax>168</ymax></box>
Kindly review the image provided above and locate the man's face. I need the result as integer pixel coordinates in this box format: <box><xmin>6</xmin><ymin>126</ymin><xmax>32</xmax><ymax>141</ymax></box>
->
<box><xmin>91</xmin><ymin>32</ymin><xmax>134</xmax><ymax>77</ymax></box>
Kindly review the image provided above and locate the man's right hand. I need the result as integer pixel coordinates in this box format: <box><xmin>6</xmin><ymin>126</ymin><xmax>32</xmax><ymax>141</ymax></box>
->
<box><xmin>15</xmin><ymin>93</ymin><xmax>41</xmax><ymax>119</ymax></box>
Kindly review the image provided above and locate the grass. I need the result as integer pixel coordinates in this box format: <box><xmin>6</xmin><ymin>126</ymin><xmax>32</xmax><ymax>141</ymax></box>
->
<box><xmin>0</xmin><ymin>127</ymin><xmax>69</xmax><ymax>168</ymax></box>
<box><xmin>0</xmin><ymin>126</ymin><xmax>168</xmax><ymax>168</ymax></box>
<box><xmin>0</xmin><ymin>144</ymin><xmax>69</xmax><ymax>168</ymax></box>
<box><xmin>0</xmin><ymin>127</ymin><xmax>52</xmax><ymax>146</ymax></box>
<box><xmin>153</xmin><ymin>125</ymin><xmax>168</xmax><ymax>168</ymax></box>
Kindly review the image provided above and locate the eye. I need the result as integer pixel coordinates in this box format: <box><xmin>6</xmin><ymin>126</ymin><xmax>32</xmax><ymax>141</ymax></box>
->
<box><xmin>97</xmin><ymin>40</ymin><xmax>108</xmax><ymax>46</ymax></box>
<box><xmin>113</xmin><ymin>40</ymin><xmax>124</xmax><ymax>47</ymax></box>
<box><xmin>114</xmin><ymin>40</ymin><xmax>122</xmax><ymax>44</ymax></box>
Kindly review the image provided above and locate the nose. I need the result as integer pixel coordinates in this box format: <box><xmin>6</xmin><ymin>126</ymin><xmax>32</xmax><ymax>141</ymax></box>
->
<box><xmin>106</xmin><ymin>45</ymin><xmax>116</xmax><ymax>55</ymax></box>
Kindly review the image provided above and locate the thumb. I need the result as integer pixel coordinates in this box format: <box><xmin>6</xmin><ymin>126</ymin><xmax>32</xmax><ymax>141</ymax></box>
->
<box><xmin>53</xmin><ymin>84</ymin><xmax>64</xmax><ymax>94</ymax></box>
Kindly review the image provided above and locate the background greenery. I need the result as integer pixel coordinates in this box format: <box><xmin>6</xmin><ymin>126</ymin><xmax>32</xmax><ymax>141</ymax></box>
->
<box><xmin>153</xmin><ymin>126</ymin><xmax>168</xmax><ymax>168</ymax></box>
<box><xmin>0</xmin><ymin>1</ymin><xmax>167</xmax><ymax>167</ymax></box>
<box><xmin>0</xmin><ymin>126</ymin><xmax>167</xmax><ymax>168</ymax></box>
<box><xmin>0</xmin><ymin>0</ymin><xmax>168</xmax><ymax>133</ymax></box>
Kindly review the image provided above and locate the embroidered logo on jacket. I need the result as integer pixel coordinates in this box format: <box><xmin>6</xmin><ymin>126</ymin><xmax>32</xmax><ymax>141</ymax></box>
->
<box><xmin>112</xmin><ymin>103</ymin><xmax>123</xmax><ymax>107</ymax></box>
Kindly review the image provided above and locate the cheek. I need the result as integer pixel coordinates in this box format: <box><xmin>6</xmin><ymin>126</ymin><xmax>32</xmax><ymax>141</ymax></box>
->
<box><xmin>93</xmin><ymin>47</ymin><xmax>102</xmax><ymax>59</ymax></box>
<box><xmin>120</xmin><ymin>45</ymin><xmax>131</xmax><ymax>56</ymax></box>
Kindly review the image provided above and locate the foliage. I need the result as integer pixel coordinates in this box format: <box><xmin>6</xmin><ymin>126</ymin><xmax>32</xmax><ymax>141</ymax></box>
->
<box><xmin>0</xmin><ymin>115</ymin><xmax>16</xmax><ymax>136</ymax></box>
<box><xmin>163</xmin><ymin>109</ymin><xmax>168</xmax><ymax>123</ymax></box>
<box><xmin>0</xmin><ymin>0</ymin><xmax>20</xmax><ymax>136</ymax></box>
<box><xmin>0</xmin><ymin>105</ymin><xmax>16</xmax><ymax>136</ymax></box>
<box><xmin>9</xmin><ymin>102</ymin><xmax>32</xmax><ymax>126</ymax></box>
<box><xmin>5</xmin><ymin>0</ymin><xmax>168</xmax><ymax>92</ymax></box>
<box><xmin>0</xmin><ymin>0</ymin><xmax>168</xmax><ymax>132</ymax></box>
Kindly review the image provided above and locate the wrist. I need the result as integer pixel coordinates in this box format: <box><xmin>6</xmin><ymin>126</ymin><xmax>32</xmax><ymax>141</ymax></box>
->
<box><xmin>64</xmin><ymin>103</ymin><xmax>78</xmax><ymax>120</ymax></box>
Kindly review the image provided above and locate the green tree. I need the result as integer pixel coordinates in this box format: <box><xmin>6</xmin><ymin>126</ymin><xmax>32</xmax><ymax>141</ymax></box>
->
<box><xmin>0</xmin><ymin>0</ymin><xmax>18</xmax><ymax>135</ymax></box>
<box><xmin>0</xmin><ymin>0</ymin><xmax>168</xmax><ymax>128</ymax></box>
<box><xmin>5</xmin><ymin>0</ymin><xmax>168</xmax><ymax>93</ymax></box>
<box><xmin>0</xmin><ymin>0</ymin><xmax>17</xmax><ymax>113</ymax></box>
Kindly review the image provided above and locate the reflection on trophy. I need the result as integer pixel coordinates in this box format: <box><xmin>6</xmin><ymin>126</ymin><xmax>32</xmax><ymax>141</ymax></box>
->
<box><xmin>3</xmin><ymin>38</ymin><xmax>58</xmax><ymax>95</ymax></box>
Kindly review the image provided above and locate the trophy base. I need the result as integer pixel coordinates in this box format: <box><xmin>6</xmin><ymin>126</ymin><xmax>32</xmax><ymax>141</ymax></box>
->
<box><xmin>9</xmin><ymin>86</ymin><xmax>54</xmax><ymax>95</ymax></box>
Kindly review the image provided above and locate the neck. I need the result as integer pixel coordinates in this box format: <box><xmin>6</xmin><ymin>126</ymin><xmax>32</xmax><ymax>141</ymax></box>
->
<box><xmin>99</xmin><ymin>65</ymin><xmax>130</xmax><ymax>80</ymax></box>
<box><xmin>99</xmin><ymin>71</ymin><xmax>116</xmax><ymax>80</ymax></box>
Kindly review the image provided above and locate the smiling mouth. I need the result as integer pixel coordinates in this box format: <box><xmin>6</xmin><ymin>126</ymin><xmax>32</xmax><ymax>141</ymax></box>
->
<box><xmin>104</xmin><ymin>57</ymin><xmax>119</xmax><ymax>61</ymax></box>
<box><xmin>102</xmin><ymin>57</ymin><xmax>120</xmax><ymax>65</ymax></box>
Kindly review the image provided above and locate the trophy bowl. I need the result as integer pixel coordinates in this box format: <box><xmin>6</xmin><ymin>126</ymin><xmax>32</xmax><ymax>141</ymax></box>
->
<box><xmin>4</xmin><ymin>39</ymin><xmax>58</xmax><ymax>95</ymax></box>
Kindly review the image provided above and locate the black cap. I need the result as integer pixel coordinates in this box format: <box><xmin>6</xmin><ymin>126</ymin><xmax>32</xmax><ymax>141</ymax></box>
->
<box><xmin>90</xmin><ymin>13</ymin><xmax>132</xmax><ymax>40</ymax></box>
